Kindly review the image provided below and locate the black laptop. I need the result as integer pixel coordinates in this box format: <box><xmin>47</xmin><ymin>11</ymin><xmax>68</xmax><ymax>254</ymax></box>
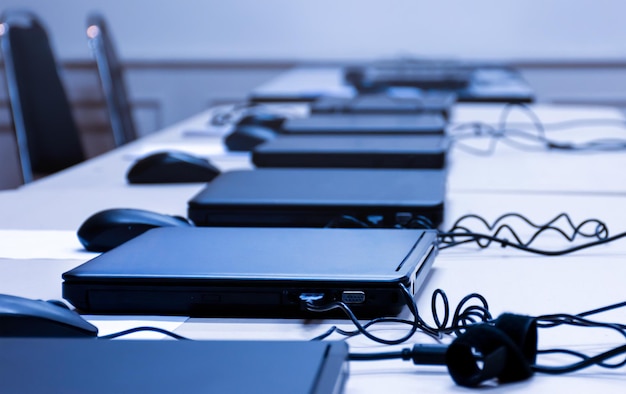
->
<box><xmin>187</xmin><ymin>168</ymin><xmax>446</xmax><ymax>228</ymax></box>
<box><xmin>63</xmin><ymin>227</ymin><xmax>437</xmax><ymax>317</ymax></box>
<box><xmin>252</xmin><ymin>135</ymin><xmax>449</xmax><ymax>169</ymax></box>
<box><xmin>248</xmin><ymin>66</ymin><xmax>533</xmax><ymax>104</ymax></box>
<box><xmin>280</xmin><ymin>113</ymin><xmax>446</xmax><ymax>135</ymax></box>
<box><xmin>310</xmin><ymin>92</ymin><xmax>456</xmax><ymax>119</ymax></box>
<box><xmin>344</xmin><ymin>62</ymin><xmax>535</xmax><ymax>103</ymax></box>
<box><xmin>0</xmin><ymin>338</ymin><xmax>348</xmax><ymax>394</ymax></box>
<box><xmin>348</xmin><ymin>65</ymin><xmax>474</xmax><ymax>90</ymax></box>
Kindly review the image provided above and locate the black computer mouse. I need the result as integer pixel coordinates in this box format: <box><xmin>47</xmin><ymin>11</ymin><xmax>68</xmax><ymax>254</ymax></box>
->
<box><xmin>224</xmin><ymin>125</ymin><xmax>277</xmax><ymax>151</ymax></box>
<box><xmin>126</xmin><ymin>151</ymin><xmax>220</xmax><ymax>184</ymax></box>
<box><xmin>238</xmin><ymin>112</ymin><xmax>287</xmax><ymax>129</ymax></box>
<box><xmin>0</xmin><ymin>294</ymin><xmax>98</xmax><ymax>337</ymax></box>
<box><xmin>77</xmin><ymin>208</ymin><xmax>193</xmax><ymax>252</ymax></box>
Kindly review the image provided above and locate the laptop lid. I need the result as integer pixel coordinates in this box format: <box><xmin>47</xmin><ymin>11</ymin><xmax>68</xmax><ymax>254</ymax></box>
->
<box><xmin>280</xmin><ymin>113</ymin><xmax>446</xmax><ymax>135</ymax></box>
<box><xmin>0</xmin><ymin>338</ymin><xmax>348</xmax><ymax>394</ymax></box>
<box><xmin>63</xmin><ymin>227</ymin><xmax>437</xmax><ymax>317</ymax></box>
<box><xmin>252</xmin><ymin>135</ymin><xmax>449</xmax><ymax>169</ymax></box>
<box><xmin>187</xmin><ymin>168</ymin><xmax>446</xmax><ymax>228</ymax></box>
<box><xmin>352</xmin><ymin>66</ymin><xmax>474</xmax><ymax>90</ymax></box>
<box><xmin>310</xmin><ymin>92</ymin><xmax>456</xmax><ymax>119</ymax></box>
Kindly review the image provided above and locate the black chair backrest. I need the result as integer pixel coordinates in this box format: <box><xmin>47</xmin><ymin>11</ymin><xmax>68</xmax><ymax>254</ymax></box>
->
<box><xmin>0</xmin><ymin>10</ymin><xmax>85</xmax><ymax>183</ymax></box>
<box><xmin>86</xmin><ymin>13</ymin><xmax>137</xmax><ymax>147</ymax></box>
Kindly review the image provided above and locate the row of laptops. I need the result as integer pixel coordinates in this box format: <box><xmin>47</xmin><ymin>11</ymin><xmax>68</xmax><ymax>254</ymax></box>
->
<box><xmin>226</xmin><ymin>92</ymin><xmax>453</xmax><ymax>169</ymax></box>
<box><xmin>197</xmin><ymin>99</ymin><xmax>450</xmax><ymax>228</ymax></box>
<box><xmin>62</xmin><ymin>87</ymin><xmax>453</xmax><ymax>321</ymax></box>
<box><xmin>249</xmin><ymin>59</ymin><xmax>534</xmax><ymax>103</ymax></box>
<box><xmin>57</xmin><ymin>63</ymin><xmax>529</xmax><ymax>393</ymax></box>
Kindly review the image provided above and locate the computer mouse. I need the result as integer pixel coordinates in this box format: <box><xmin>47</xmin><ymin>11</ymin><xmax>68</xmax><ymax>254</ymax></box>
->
<box><xmin>224</xmin><ymin>125</ymin><xmax>277</xmax><ymax>151</ymax></box>
<box><xmin>126</xmin><ymin>151</ymin><xmax>220</xmax><ymax>184</ymax></box>
<box><xmin>0</xmin><ymin>293</ymin><xmax>98</xmax><ymax>337</ymax></box>
<box><xmin>77</xmin><ymin>208</ymin><xmax>193</xmax><ymax>252</ymax></box>
<box><xmin>238</xmin><ymin>112</ymin><xmax>286</xmax><ymax>129</ymax></box>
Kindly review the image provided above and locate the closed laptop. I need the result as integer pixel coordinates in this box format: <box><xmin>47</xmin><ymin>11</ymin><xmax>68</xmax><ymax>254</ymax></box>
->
<box><xmin>281</xmin><ymin>113</ymin><xmax>446</xmax><ymax>135</ymax></box>
<box><xmin>187</xmin><ymin>168</ymin><xmax>446</xmax><ymax>228</ymax></box>
<box><xmin>62</xmin><ymin>227</ymin><xmax>438</xmax><ymax>318</ymax></box>
<box><xmin>0</xmin><ymin>338</ymin><xmax>348</xmax><ymax>394</ymax></box>
<box><xmin>310</xmin><ymin>92</ymin><xmax>456</xmax><ymax>119</ymax></box>
<box><xmin>252</xmin><ymin>135</ymin><xmax>449</xmax><ymax>169</ymax></box>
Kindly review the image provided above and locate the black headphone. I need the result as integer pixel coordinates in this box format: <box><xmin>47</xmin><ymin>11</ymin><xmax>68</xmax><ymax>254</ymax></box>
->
<box><xmin>375</xmin><ymin>313</ymin><xmax>537</xmax><ymax>388</ymax></box>
<box><xmin>444</xmin><ymin>313</ymin><xmax>537</xmax><ymax>386</ymax></box>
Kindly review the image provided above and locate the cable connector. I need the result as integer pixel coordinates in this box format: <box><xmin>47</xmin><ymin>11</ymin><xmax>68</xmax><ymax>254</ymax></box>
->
<box><xmin>547</xmin><ymin>141</ymin><xmax>574</xmax><ymax>150</ymax></box>
<box><xmin>299</xmin><ymin>293</ymin><xmax>326</xmax><ymax>308</ymax></box>
<box><xmin>409</xmin><ymin>343</ymin><xmax>448</xmax><ymax>365</ymax></box>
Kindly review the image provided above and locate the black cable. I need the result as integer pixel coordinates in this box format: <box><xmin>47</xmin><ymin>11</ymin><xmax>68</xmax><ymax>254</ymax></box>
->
<box><xmin>430</xmin><ymin>288</ymin><xmax>492</xmax><ymax>336</ymax></box>
<box><xmin>348</xmin><ymin>299</ymin><xmax>626</xmax><ymax>383</ymax></box>
<box><xmin>349</xmin><ymin>348</ymin><xmax>411</xmax><ymax>361</ymax></box>
<box><xmin>327</xmin><ymin>211</ymin><xmax>621</xmax><ymax>255</ymax></box>
<box><xmin>446</xmin><ymin>212</ymin><xmax>609</xmax><ymax>242</ymax></box>
<box><xmin>94</xmin><ymin>292</ymin><xmax>626</xmax><ymax>382</ymax></box>
<box><xmin>448</xmin><ymin>103</ymin><xmax>626</xmax><ymax>154</ymax></box>
<box><xmin>307</xmin><ymin>287</ymin><xmax>491</xmax><ymax>345</ymax></box>
<box><xmin>98</xmin><ymin>326</ymin><xmax>189</xmax><ymax>340</ymax></box>
<box><xmin>438</xmin><ymin>212</ymin><xmax>616</xmax><ymax>255</ymax></box>
<box><xmin>578</xmin><ymin>300</ymin><xmax>626</xmax><ymax>319</ymax></box>
<box><xmin>208</xmin><ymin>102</ymin><xmax>304</xmax><ymax>126</ymax></box>
<box><xmin>305</xmin><ymin>283</ymin><xmax>426</xmax><ymax>345</ymax></box>
<box><xmin>438</xmin><ymin>230</ymin><xmax>626</xmax><ymax>256</ymax></box>
<box><xmin>534</xmin><ymin>345</ymin><xmax>626</xmax><ymax>375</ymax></box>
<box><xmin>536</xmin><ymin>348</ymin><xmax>626</xmax><ymax>370</ymax></box>
<box><xmin>472</xmin><ymin>117</ymin><xmax>626</xmax><ymax>132</ymax></box>
<box><xmin>325</xmin><ymin>214</ymin><xmax>435</xmax><ymax>230</ymax></box>
<box><xmin>324</xmin><ymin>215</ymin><xmax>372</xmax><ymax>228</ymax></box>
<box><xmin>530</xmin><ymin>298</ymin><xmax>626</xmax><ymax>374</ymax></box>
<box><xmin>207</xmin><ymin>102</ymin><xmax>256</xmax><ymax>126</ymax></box>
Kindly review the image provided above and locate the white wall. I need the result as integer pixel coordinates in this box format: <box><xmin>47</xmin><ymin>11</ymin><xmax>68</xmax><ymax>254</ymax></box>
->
<box><xmin>3</xmin><ymin>0</ymin><xmax>626</xmax><ymax>61</ymax></box>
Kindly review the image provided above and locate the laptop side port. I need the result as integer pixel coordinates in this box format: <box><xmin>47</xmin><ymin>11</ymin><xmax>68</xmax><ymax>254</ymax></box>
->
<box><xmin>342</xmin><ymin>291</ymin><xmax>365</xmax><ymax>304</ymax></box>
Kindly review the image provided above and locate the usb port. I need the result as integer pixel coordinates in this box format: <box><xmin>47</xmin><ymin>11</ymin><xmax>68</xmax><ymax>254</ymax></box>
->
<box><xmin>342</xmin><ymin>291</ymin><xmax>365</xmax><ymax>304</ymax></box>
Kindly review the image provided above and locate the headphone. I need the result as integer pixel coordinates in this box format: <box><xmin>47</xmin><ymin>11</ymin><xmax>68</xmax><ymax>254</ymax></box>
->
<box><xmin>350</xmin><ymin>306</ymin><xmax>626</xmax><ymax>388</ymax></box>
<box><xmin>349</xmin><ymin>313</ymin><xmax>537</xmax><ymax>387</ymax></box>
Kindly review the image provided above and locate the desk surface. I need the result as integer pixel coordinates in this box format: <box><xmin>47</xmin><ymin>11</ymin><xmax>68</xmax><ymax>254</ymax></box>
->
<box><xmin>2</xmin><ymin>102</ymin><xmax>626</xmax><ymax>392</ymax></box>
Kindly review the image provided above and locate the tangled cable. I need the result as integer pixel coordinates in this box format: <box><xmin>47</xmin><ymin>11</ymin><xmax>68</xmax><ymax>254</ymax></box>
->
<box><xmin>438</xmin><ymin>212</ymin><xmax>615</xmax><ymax>255</ymax></box>
<box><xmin>307</xmin><ymin>286</ymin><xmax>491</xmax><ymax>345</ymax></box>
<box><xmin>345</xmin><ymin>290</ymin><xmax>626</xmax><ymax>387</ymax></box>
<box><xmin>208</xmin><ymin>102</ymin><xmax>305</xmax><ymax>126</ymax></box>
<box><xmin>448</xmin><ymin>103</ymin><xmax>626</xmax><ymax>155</ymax></box>
<box><xmin>327</xmin><ymin>212</ymin><xmax>623</xmax><ymax>255</ymax></box>
<box><xmin>533</xmin><ymin>300</ymin><xmax>626</xmax><ymax>374</ymax></box>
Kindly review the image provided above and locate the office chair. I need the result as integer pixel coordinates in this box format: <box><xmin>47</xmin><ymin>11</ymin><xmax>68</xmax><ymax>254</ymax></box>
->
<box><xmin>86</xmin><ymin>13</ymin><xmax>137</xmax><ymax>147</ymax></box>
<box><xmin>0</xmin><ymin>10</ymin><xmax>86</xmax><ymax>183</ymax></box>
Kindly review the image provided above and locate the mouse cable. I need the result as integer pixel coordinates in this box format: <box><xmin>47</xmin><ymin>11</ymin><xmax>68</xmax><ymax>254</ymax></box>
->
<box><xmin>208</xmin><ymin>101</ymin><xmax>304</xmax><ymax>126</ymax></box>
<box><xmin>307</xmin><ymin>287</ymin><xmax>491</xmax><ymax>345</ymax></box>
<box><xmin>98</xmin><ymin>326</ymin><xmax>189</xmax><ymax>340</ymax></box>
<box><xmin>206</xmin><ymin>102</ymin><xmax>253</xmax><ymax>126</ymax></box>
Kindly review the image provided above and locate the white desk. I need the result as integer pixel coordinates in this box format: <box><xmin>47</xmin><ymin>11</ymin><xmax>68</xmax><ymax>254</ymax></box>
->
<box><xmin>2</xmin><ymin>103</ymin><xmax>626</xmax><ymax>392</ymax></box>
